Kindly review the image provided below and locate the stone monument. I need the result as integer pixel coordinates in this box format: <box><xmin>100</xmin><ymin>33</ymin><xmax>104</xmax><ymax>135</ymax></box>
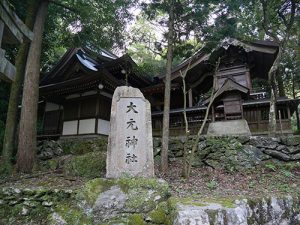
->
<box><xmin>106</xmin><ymin>86</ymin><xmax>154</xmax><ymax>178</ymax></box>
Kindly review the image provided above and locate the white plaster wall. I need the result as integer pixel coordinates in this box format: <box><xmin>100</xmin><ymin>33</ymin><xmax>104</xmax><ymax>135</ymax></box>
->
<box><xmin>45</xmin><ymin>102</ymin><xmax>60</xmax><ymax>112</ymax></box>
<box><xmin>78</xmin><ymin>118</ymin><xmax>96</xmax><ymax>134</ymax></box>
<box><xmin>62</xmin><ymin>121</ymin><xmax>78</xmax><ymax>135</ymax></box>
<box><xmin>98</xmin><ymin>119</ymin><xmax>110</xmax><ymax>135</ymax></box>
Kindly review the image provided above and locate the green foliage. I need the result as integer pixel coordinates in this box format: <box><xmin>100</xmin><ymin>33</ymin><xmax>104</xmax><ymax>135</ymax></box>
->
<box><xmin>280</xmin><ymin>169</ymin><xmax>294</xmax><ymax>178</ymax></box>
<box><xmin>128</xmin><ymin>214</ymin><xmax>145</xmax><ymax>225</ymax></box>
<box><xmin>51</xmin><ymin>203</ymin><xmax>92</xmax><ymax>225</ymax></box>
<box><xmin>60</xmin><ymin>138</ymin><xmax>107</xmax><ymax>155</ymax></box>
<box><xmin>64</xmin><ymin>151</ymin><xmax>106</xmax><ymax>178</ymax></box>
<box><xmin>206</xmin><ymin>180</ymin><xmax>218</xmax><ymax>190</ymax></box>
<box><xmin>265</xmin><ymin>163</ymin><xmax>277</xmax><ymax>172</ymax></box>
<box><xmin>251</xmin><ymin>78</ymin><xmax>271</xmax><ymax>93</ymax></box>
<box><xmin>149</xmin><ymin>202</ymin><xmax>168</xmax><ymax>224</ymax></box>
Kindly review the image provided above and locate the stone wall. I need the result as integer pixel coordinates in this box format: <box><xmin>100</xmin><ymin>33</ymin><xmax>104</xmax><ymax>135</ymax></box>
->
<box><xmin>1</xmin><ymin>179</ymin><xmax>299</xmax><ymax>225</ymax></box>
<box><xmin>174</xmin><ymin>195</ymin><xmax>300</xmax><ymax>225</ymax></box>
<box><xmin>38</xmin><ymin>137</ymin><xmax>108</xmax><ymax>178</ymax></box>
<box><xmin>38</xmin><ymin>135</ymin><xmax>300</xmax><ymax>176</ymax></box>
<box><xmin>0</xmin><ymin>178</ymin><xmax>171</xmax><ymax>225</ymax></box>
<box><xmin>154</xmin><ymin>136</ymin><xmax>300</xmax><ymax>170</ymax></box>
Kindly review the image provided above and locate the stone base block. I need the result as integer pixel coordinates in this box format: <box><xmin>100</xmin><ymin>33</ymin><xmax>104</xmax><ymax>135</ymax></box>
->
<box><xmin>207</xmin><ymin>119</ymin><xmax>251</xmax><ymax>136</ymax></box>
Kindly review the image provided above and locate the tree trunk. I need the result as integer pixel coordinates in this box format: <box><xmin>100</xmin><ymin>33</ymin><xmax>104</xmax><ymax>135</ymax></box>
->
<box><xmin>276</xmin><ymin>68</ymin><xmax>285</xmax><ymax>97</ymax></box>
<box><xmin>268</xmin><ymin>46</ymin><xmax>282</xmax><ymax>137</ymax></box>
<box><xmin>16</xmin><ymin>0</ymin><xmax>49</xmax><ymax>173</ymax></box>
<box><xmin>186</xmin><ymin>58</ymin><xmax>220</xmax><ymax>178</ymax></box>
<box><xmin>268</xmin><ymin>88</ymin><xmax>277</xmax><ymax>136</ymax></box>
<box><xmin>1</xmin><ymin>0</ymin><xmax>39</xmax><ymax>175</ymax></box>
<box><xmin>292</xmin><ymin>73</ymin><xmax>300</xmax><ymax>131</ymax></box>
<box><xmin>160</xmin><ymin>0</ymin><xmax>174</xmax><ymax>173</ymax></box>
<box><xmin>181</xmin><ymin>72</ymin><xmax>190</xmax><ymax>178</ymax></box>
<box><xmin>295</xmin><ymin>106</ymin><xmax>300</xmax><ymax>131</ymax></box>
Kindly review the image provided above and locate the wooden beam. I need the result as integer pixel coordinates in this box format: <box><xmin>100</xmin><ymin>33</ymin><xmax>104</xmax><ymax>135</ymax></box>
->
<box><xmin>0</xmin><ymin>20</ymin><xmax>4</xmax><ymax>46</ymax></box>
<box><xmin>0</xmin><ymin>0</ymin><xmax>33</xmax><ymax>44</ymax></box>
<box><xmin>188</xmin><ymin>89</ymin><xmax>193</xmax><ymax>107</ymax></box>
<box><xmin>0</xmin><ymin>50</ymin><xmax>16</xmax><ymax>82</ymax></box>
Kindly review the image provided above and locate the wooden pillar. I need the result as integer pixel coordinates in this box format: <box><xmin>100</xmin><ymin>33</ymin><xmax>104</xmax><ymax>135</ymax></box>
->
<box><xmin>95</xmin><ymin>92</ymin><xmax>100</xmax><ymax>134</ymax></box>
<box><xmin>212</xmin><ymin>105</ymin><xmax>215</xmax><ymax>122</ymax></box>
<box><xmin>257</xmin><ymin>107</ymin><xmax>261</xmax><ymax>131</ymax></box>
<box><xmin>188</xmin><ymin>89</ymin><xmax>193</xmax><ymax>107</ymax></box>
<box><xmin>77</xmin><ymin>96</ymin><xmax>82</xmax><ymax>135</ymax></box>
<box><xmin>57</xmin><ymin>104</ymin><xmax>62</xmax><ymax>135</ymax></box>
<box><xmin>240</xmin><ymin>100</ymin><xmax>244</xmax><ymax>119</ymax></box>
<box><xmin>287</xmin><ymin>105</ymin><xmax>291</xmax><ymax>119</ymax></box>
<box><xmin>41</xmin><ymin>102</ymin><xmax>46</xmax><ymax>135</ymax></box>
<box><xmin>60</xmin><ymin>104</ymin><xmax>64</xmax><ymax>135</ymax></box>
<box><xmin>0</xmin><ymin>20</ymin><xmax>4</xmax><ymax>46</ymax></box>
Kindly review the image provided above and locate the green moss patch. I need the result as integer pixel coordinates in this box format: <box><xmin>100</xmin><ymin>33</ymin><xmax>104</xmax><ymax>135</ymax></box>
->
<box><xmin>49</xmin><ymin>203</ymin><xmax>92</xmax><ymax>225</ymax></box>
<box><xmin>78</xmin><ymin>178</ymin><xmax>115</xmax><ymax>205</ymax></box>
<box><xmin>128</xmin><ymin>214</ymin><xmax>146</xmax><ymax>225</ymax></box>
<box><xmin>64</xmin><ymin>151</ymin><xmax>106</xmax><ymax>178</ymax></box>
<box><xmin>149</xmin><ymin>201</ymin><xmax>169</xmax><ymax>224</ymax></box>
<box><xmin>60</xmin><ymin>137</ymin><xmax>107</xmax><ymax>155</ymax></box>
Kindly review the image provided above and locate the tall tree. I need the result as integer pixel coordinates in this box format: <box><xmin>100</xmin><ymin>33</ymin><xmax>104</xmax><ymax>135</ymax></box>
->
<box><xmin>259</xmin><ymin>0</ymin><xmax>297</xmax><ymax>136</ymax></box>
<box><xmin>141</xmin><ymin>0</ymin><xmax>220</xmax><ymax>172</ymax></box>
<box><xmin>16</xmin><ymin>0</ymin><xmax>49</xmax><ymax>173</ymax></box>
<box><xmin>1</xmin><ymin>0</ymin><xmax>39</xmax><ymax>175</ymax></box>
<box><xmin>161</xmin><ymin>0</ymin><xmax>175</xmax><ymax>173</ymax></box>
<box><xmin>1</xmin><ymin>0</ymin><xmax>136</xmax><ymax>174</ymax></box>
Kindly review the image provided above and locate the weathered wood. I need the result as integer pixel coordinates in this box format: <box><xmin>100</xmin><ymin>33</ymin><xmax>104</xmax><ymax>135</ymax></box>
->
<box><xmin>0</xmin><ymin>0</ymin><xmax>33</xmax><ymax>82</ymax></box>
<box><xmin>0</xmin><ymin>20</ymin><xmax>4</xmax><ymax>45</ymax></box>
<box><xmin>0</xmin><ymin>0</ymin><xmax>33</xmax><ymax>44</ymax></box>
<box><xmin>188</xmin><ymin>89</ymin><xmax>193</xmax><ymax>107</ymax></box>
<box><xmin>0</xmin><ymin>52</ymin><xmax>16</xmax><ymax>81</ymax></box>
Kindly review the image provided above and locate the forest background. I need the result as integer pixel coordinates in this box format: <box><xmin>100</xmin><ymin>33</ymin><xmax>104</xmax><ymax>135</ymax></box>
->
<box><xmin>0</xmin><ymin>0</ymin><xmax>299</xmax><ymax>172</ymax></box>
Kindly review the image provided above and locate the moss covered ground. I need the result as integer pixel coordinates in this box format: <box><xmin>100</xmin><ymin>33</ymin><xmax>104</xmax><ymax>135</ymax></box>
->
<box><xmin>156</xmin><ymin>159</ymin><xmax>300</xmax><ymax>199</ymax></box>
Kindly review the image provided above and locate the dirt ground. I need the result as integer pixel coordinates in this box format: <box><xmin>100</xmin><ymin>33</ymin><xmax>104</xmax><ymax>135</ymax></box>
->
<box><xmin>1</xmin><ymin>159</ymin><xmax>299</xmax><ymax>200</ymax></box>
<box><xmin>155</xmin><ymin>159</ymin><xmax>300</xmax><ymax>198</ymax></box>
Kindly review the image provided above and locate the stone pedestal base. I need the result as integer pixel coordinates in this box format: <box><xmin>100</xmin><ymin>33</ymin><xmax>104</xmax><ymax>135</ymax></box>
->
<box><xmin>207</xmin><ymin>119</ymin><xmax>251</xmax><ymax>136</ymax></box>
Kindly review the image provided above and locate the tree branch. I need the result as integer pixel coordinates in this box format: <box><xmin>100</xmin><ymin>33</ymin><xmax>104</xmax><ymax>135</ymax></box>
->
<box><xmin>284</xmin><ymin>0</ymin><xmax>296</xmax><ymax>41</ymax></box>
<box><xmin>260</xmin><ymin>0</ymin><xmax>279</xmax><ymax>42</ymax></box>
<box><xmin>49</xmin><ymin>0</ymin><xmax>78</xmax><ymax>14</ymax></box>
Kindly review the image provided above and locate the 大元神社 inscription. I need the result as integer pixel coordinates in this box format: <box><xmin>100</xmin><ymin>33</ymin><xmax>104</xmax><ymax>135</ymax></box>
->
<box><xmin>106</xmin><ymin>86</ymin><xmax>154</xmax><ymax>178</ymax></box>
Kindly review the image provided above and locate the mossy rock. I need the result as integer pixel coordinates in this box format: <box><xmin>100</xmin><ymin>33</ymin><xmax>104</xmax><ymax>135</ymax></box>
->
<box><xmin>195</xmin><ymin>137</ymin><xmax>263</xmax><ymax>171</ymax></box>
<box><xmin>0</xmin><ymin>200</ymin><xmax>51</xmax><ymax>225</ymax></box>
<box><xmin>148</xmin><ymin>201</ymin><xmax>169</xmax><ymax>224</ymax></box>
<box><xmin>281</xmin><ymin>136</ymin><xmax>300</xmax><ymax>146</ymax></box>
<box><xmin>77</xmin><ymin>178</ymin><xmax>170</xmax><ymax>223</ymax></box>
<box><xmin>49</xmin><ymin>203</ymin><xmax>92</xmax><ymax>225</ymax></box>
<box><xmin>128</xmin><ymin>214</ymin><xmax>146</xmax><ymax>225</ymax></box>
<box><xmin>64</xmin><ymin>151</ymin><xmax>106</xmax><ymax>178</ymax></box>
<box><xmin>78</xmin><ymin>178</ymin><xmax>116</xmax><ymax>205</ymax></box>
<box><xmin>60</xmin><ymin>137</ymin><xmax>107</xmax><ymax>155</ymax></box>
<box><xmin>41</xmin><ymin>158</ymin><xmax>60</xmax><ymax>171</ymax></box>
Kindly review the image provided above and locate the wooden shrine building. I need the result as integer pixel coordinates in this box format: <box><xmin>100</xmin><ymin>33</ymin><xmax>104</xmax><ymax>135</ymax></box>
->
<box><xmin>39</xmin><ymin>38</ymin><xmax>299</xmax><ymax>138</ymax></box>
<box><xmin>146</xmin><ymin>38</ymin><xmax>299</xmax><ymax>136</ymax></box>
<box><xmin>39</xmin><ymin>47</ymin><xmax>151</xmax><ymax>138</ymax></box>
<box><xmin>0</xmin><ymin>0</ymin><xmax>33</xmax><ymax>82</ymax></box>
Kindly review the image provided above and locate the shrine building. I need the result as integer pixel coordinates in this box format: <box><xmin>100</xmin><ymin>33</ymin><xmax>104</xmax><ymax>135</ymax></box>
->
<box><xmin>39</xmin><ymin>47</ymin><xmax>151</xmax><ymax>138</ymax></box>
<box><xmin>38</xmin><ymin>38</ymin><xmax>299</xmax><ymax>138</ymax></box>
<box><xmin>147</xmin><ymin>38</ymin><xmax>299</xmax><ymax>136</ymax></box>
